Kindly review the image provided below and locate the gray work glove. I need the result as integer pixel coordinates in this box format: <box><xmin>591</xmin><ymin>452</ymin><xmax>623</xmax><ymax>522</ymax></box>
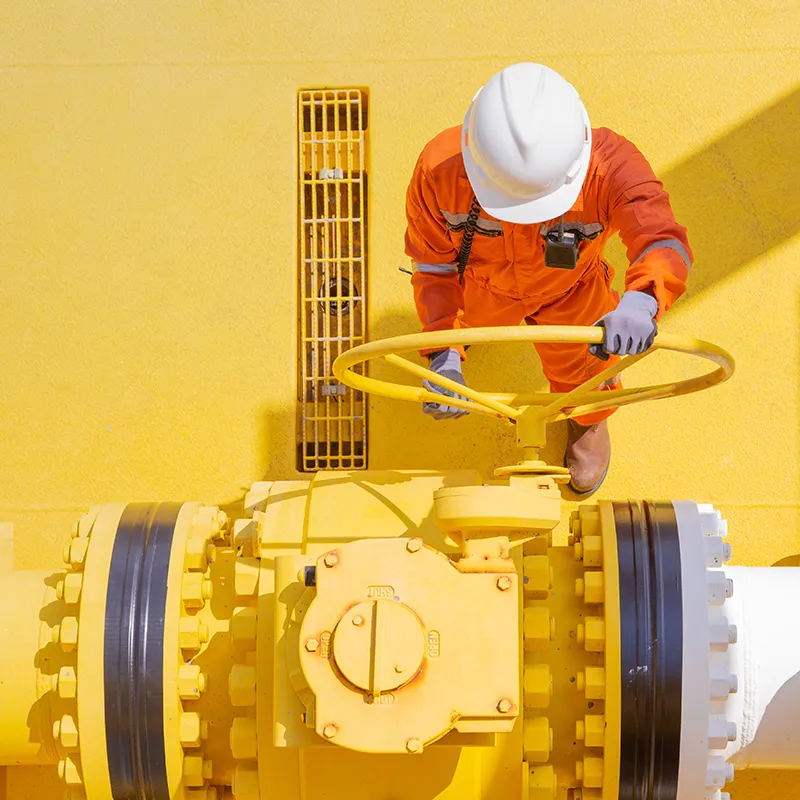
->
<box><xmin>589</xmin><ymin>290</ymin><xmax>658</xmax><ymax>360</ymax></box>
<box><xmin>422</xmin><ymin>348</ymin><xmax>470</xmax><ymax>420</ymax></box>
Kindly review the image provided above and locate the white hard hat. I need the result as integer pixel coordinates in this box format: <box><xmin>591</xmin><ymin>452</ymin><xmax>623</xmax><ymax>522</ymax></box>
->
<box><xmin>462</xmin><ymin>63</ymin><xmax>592</xmax><ymax>224</ymax></box>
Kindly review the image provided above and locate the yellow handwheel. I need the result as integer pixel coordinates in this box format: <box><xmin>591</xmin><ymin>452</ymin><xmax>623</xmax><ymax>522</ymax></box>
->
<box><xmin>332</xmin><ymin>326</ymin><xmax>734</xmax><ymax>457</ymax></box>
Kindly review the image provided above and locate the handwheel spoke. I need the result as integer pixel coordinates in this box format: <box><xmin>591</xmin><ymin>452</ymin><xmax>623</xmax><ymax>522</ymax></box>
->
<box><xmin>564</xmin><ymin>384</ymin><xmax>676</xmax><ymax>419</ymax></box>
<box><xmin>383</xmin><ymin>353</ymin><xmax>522</xmax><ymax>420</ymax></box>
<box><xmin>562</xmin><ymin>363</ymin><xmax>728</xmax><ymax>419</ymax></box>
<box><xmin>538</xmin><ymin>350</ymin><xmax>651</xmax><ymax>420</ymax></box>
<box><xmin>417</xmin><ymin>388</ymin><xmax>506</xmax><ymax>419</ymax></box>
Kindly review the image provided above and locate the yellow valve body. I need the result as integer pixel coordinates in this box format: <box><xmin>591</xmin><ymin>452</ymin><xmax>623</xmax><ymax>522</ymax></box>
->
<box><xmin>0</xmin><ymin>472</ymin><xmax>688</xmax><ymax>799</ymax></box>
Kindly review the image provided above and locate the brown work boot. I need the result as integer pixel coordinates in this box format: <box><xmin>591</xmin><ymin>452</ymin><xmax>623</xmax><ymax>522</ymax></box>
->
<box><xmin>565</xmin><ymin>419</ymin><xmax>611</xmax><ymax>496</ymax></box>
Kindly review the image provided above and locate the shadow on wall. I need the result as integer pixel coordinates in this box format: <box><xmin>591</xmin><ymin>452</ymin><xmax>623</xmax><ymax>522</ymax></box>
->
<box><xmin>660</xmin><ymin>84</ymin><xmax>800</xmax><ymax>297</ymax></box>
<box><xmin>774</xmin><ymin>556</ymin><xmax>800</xmax><ymax>566</ymax></box>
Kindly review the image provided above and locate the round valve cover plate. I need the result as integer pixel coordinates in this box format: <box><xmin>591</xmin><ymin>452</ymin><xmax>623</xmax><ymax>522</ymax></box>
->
<box><xmin>333</xmin><ymin>599</ymin><xmax>426</xmax><ymax>693</ymax></box>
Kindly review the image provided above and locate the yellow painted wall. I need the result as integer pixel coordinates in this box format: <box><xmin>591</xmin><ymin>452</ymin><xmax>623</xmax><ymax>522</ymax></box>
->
<box><xmin>1</xmin><ymin>1</ymin><xmax>799</xmax><ymax>796</ymax></box>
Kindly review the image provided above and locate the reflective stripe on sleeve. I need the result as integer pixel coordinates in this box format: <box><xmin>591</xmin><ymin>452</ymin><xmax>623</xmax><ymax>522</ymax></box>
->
<box><xmin>632</xmin><ymin>238</ymin><xmax>692</xmax><ymax>271</ymax></box>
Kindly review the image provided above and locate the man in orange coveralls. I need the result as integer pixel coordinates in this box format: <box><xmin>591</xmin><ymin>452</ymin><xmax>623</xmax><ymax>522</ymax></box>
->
<box><xmin>404</xmin><ymin>62</ymin><xmax>691</xmax><ymax>495</ymax></box>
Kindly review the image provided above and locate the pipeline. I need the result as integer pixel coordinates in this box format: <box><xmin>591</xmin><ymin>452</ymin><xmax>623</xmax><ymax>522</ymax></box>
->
<box><xmin>0</xmin><ymin>472</ymin><xmax>796</xmax><ymax>800</ymax></box>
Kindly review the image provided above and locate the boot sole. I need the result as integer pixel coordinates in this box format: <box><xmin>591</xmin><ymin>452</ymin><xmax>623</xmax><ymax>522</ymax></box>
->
<box><xmin>564</xmin><ymin>456</ymin><xmax>610</xmax><ymax>497</ymax></box>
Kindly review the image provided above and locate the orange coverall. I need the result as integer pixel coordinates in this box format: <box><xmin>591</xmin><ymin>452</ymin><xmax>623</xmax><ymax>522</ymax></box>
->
<box><xmin>404</xmin><ymin>126</ymin><xmax>692</xmax><ymax>424</ymax></box>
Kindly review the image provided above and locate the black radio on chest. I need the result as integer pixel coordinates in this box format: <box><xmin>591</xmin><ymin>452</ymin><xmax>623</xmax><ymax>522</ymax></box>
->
<box><xmin>541</xmin><ymin>218</ymin><xmax>604</xmax><ymax>270</ymax></box>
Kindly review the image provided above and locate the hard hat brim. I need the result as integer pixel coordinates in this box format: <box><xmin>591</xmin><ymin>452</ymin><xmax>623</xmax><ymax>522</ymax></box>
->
<box><xmin>462</xmin><ymin>119</ymin><xmax>593</xmax><ymax>225</ymax></box>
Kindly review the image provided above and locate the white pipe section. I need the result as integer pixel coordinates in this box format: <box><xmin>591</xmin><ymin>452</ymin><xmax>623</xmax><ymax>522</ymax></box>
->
<box><xmin>634</xmin><ymin>503</ymin><xmax>800</xmax><ymax>798</ymax></box>
<box><xmin>674</xmin><ymin>501</ymin><xmax>719</xmax><ymax>800</ymax></box>
<box><xmin>723</xmin><ymin>566</ymin><xmax>800</xmax><ymax>769</ymax></box>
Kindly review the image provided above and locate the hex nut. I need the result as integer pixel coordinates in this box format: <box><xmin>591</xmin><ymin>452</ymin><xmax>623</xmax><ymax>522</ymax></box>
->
<box><xmin>62</xmin><ymin>573</ymin><xmax>84</xmax><ymax>605</ymax></box>
<box><xmin>233</xmin><ymin>518</ymin><xmax>257</xmax><ymax>550</ymax></box>
<box><xmin>185</xmin><ymin>534</ymin><xmax>212</xmax><ymax>572</ymax></box>
<box><xmin>57</xmin><ymin>666</ymin><xmax>78</xmax><ymax>699</ymax></box>
<box><xmin>56</xmin><ymin>617</ymin><xmax>79</xmax><ymax>652</ymax></box>
<box><xmin>579</xmin><ymin>510</ymin><xmax>601</xmax><ymax>538</ymax></box>
<box><xmin>229</xmin><ymin>665</ymin><xmax>257</xmax><ymax>707</ymax></box>
<box><xmin>523</xmin><ymin>607</ymin><xmax>553</xmax><ymax>652</ymax></box>
<box><xmin>323</xmin><ymin>724</ymin><xmax>338</xmax><ymax>739</ymax></box>
<box><xmin>178</xmin><ymin>664</ymin><xmax>207</xmax><ymax>699</ymax></box>
<box><xmin>234</xmin><ymin>558</ymin><xmax>260</xmax><ymax>597</ymax></box>
<box><xmin>496</xmin><ymin>698</ymin><xmax>513</xmax><ymax>714</ymax></box>
<box><xmin>584</xmin><ymin>617</ymin><xmax>606</xmax><ymax>652</ymax></box>
<box><xmin>578</xmin><ymin>667</ymin><xmax>606</xmax><ymax>700</ymax></box>
<box><xmin>523</xmin><ymin>717</ymin><xmax>552</xmax><ymax>763</ymax></box>
<box><xmin>183</xmin><ymin>756</ymin><xmax>207</xmax><ymax>788</ymax></box>
<box><xmin>527</xmin><ymin>763</ymin><xmax>557</xmax><ymax>799</ymax></box>
<box><xmin>200</xmin><ymin>506</ymin><xmax>229</xmax><ymax>539</ymax></box>
<box><xmin>523</xmin><ymin>555</ymin><xmax>551</xmax><ymax>599</ymax></box>
<box><xmin>583</xmin><ymin>714</ymin><xmax>606</xmax><ymax>748</ymax></box>
<box><xmin>232</xmin><ymin>766</ymin><xmax>259</xmax><ymax>800</ymax></box>
<box><xmin>180</xmin><ymin>712</ymin><xmax>206</xmax><ymax>747</ymax></box>
<box><xmin>582</xmin><ymin>535</ymin><xmax>603</xmax><ymax>567</ymax></box>
<box><xmin>64</xmin><ymin>538</ymin><xmax>89</xmax><ymax>570</ymax></box>
<box><xmin>523</xmin><ymin>664</ymin><xmax>552</xmax><ymax>709</ymax></box>
<box><xmin>230</xmin><ymin>607</ymin><xmax>258</xmax><ymax>648</ymax></box>
<box><xmin>584</xmin><ymin>571</ymin><xmax>605</xmax><ymax>604</ymax></box>
<box><xmin>55</xmin><ymin>715</ymin><xmax>79</xmax><ymax>749</ymax></box>
<box><xmin>58</xmin><ymin>756</ymin><xmax>83</xmax><ymax>785</ymax></box>
<box><xmin>179</xmin><ymin>617</ymin><xmax>209</xmax><ymax>651</ymax></box>
<box><xmin>230</xmin><ymin>717</ymin><xmax>258</xmax><ymax>760</ymax></box>
<box><xmin>582</xmin><ymin>756</ymin><xmax>604</xmax><ymax>788</ymax></box>
<box><xmin>182</xmin><ymin>573</ymin><xmax>209</xmax><ymax>609</ymax></box>
<box><xmin>186</xmin><ymin>789</ymin><xmax>218</xmax><ymax>800</ymax></box>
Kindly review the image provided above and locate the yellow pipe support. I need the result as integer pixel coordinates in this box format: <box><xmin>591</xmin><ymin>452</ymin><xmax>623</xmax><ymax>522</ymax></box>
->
<box><xmin>0</xmin><ymin>565</ymin><xmax>59</xmax><ymax>766</ymax></box>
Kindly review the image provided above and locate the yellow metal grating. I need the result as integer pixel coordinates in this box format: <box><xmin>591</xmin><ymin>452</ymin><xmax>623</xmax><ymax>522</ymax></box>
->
<box><xmin>297</xmin><ymin>89</ymin><xmax>368</xmax><ymax>471</ymax></box>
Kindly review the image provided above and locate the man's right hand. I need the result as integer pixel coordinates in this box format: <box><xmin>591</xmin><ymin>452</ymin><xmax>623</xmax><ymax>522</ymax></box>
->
<box><xmin>422</xmin><ymin>348</ymin><xmax>470</xmax><ymax>420</ymax></box>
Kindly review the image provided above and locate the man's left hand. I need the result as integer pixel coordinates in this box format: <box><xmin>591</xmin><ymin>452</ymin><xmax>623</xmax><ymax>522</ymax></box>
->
<box><xmin>589</xmin><ymin>290</ymin><xmax>658</xmax><ymax>360</ymax></box>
